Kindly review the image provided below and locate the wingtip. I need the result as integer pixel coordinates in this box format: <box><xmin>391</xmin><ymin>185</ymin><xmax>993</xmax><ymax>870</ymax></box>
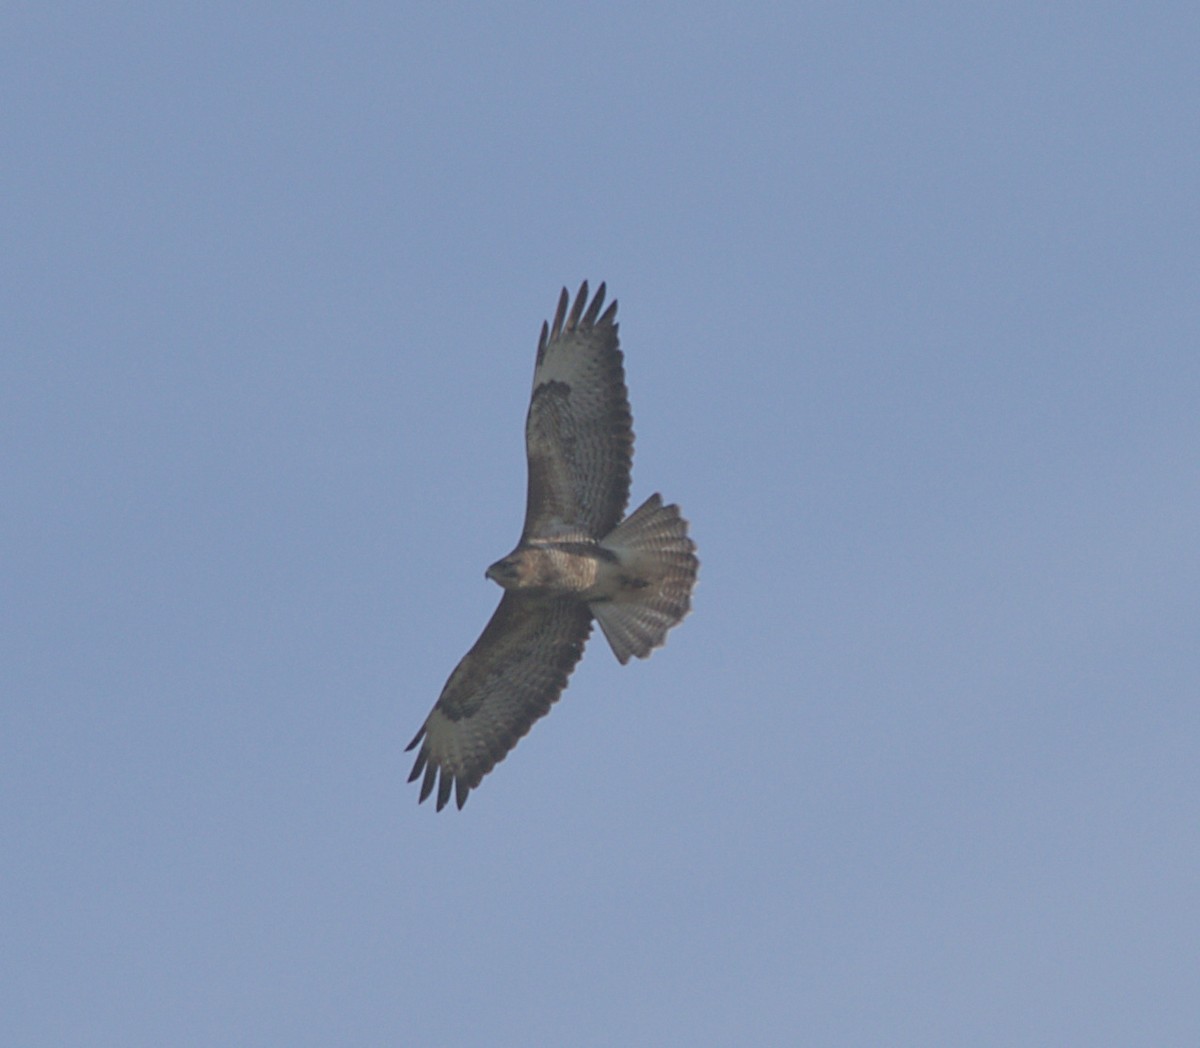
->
<box><xmin>406</xmin><ymin>755</ymin><xmax>425</xmax><ymax>785</ymax></box>
<box><xmin>551</xmin><ymin>286</ymin><xmax>570</xmax><ymax>337</ymax></box>
<box><xmin>581</xmin><ymin>281</ymin><xmax>607</xmax><ymax>326</ymax></box>
<box><xmin>436</xmin><ymin>770</ymin><xmax>453</xmax><ymax>811</ymax></box>
<box><xmin>567</xmin><ymin>280</ymin><xmax>590</xmax><ymax>330</ymax></box>
<box><xmin>417</xmin><ymin>760</ymin><xmax>437</xmax><ymax>803</ymax></box>
<box><xmin>546</xmin><ymin>281</ymin><xmax>617</xmax><ymax>342</ymax></box>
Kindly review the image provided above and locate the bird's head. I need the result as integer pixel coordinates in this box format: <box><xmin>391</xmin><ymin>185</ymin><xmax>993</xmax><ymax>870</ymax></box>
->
<box><xmin>485</xmin><ymin>555</ymin><xmax>524</xmax><ymax>589</ymax></box>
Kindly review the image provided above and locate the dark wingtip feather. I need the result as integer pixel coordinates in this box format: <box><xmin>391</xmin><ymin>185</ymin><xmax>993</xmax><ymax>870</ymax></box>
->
<box><xmin>406</xmin><ymin>745</ymin><xmax>428</xmax><ymax>784</ymax></box>
<box><xmin>455</xmin><ymin>779</ymin><xmax>470</xmax><ymax>810</ymax></box>
<box><xmin>436</xmin><ymin>769</ymin><xmax>453</xmax><ymax>811</ymax></box>
<box><xmin>581</xmin><ymin>282</ymin><xmax>606</xmax><ymax>326</ymax></box>
<box><xmin>567</xmin><ymin>280</ymin><xmax>590</xmax><ymax>330</ymax></box>
<box><xmin>418</xmin><ymin>761</ymin><xmax>437</xmax><ymax>803</ymax></box>
<box><xmin>551</xmin><ymin>287</ymin><xmax>570</xmax><ymax>338</ymax></box>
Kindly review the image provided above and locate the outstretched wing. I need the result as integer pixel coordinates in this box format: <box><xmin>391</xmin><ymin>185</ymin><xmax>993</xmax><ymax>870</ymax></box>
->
<box><xmin>522</xmin><ymin>281</ymin><xmax>633</xmax><ymax>540</ymax></box>
<box><xmin>406</xmin><ymin>593</ymin><xmax>593</xmax><ymax>810</ymax></box>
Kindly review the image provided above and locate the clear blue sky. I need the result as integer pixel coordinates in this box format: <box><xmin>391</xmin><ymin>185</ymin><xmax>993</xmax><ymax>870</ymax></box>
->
<box><xmin>4</xmin><ymin>4</ymin><xmax>1198</xmax><ymax>1045</ymax></box>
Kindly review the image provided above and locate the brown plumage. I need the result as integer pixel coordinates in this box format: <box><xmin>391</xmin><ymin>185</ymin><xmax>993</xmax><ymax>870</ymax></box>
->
<box><xmin>406</xmin><ymin>282</ymin><xmax>698</xmax><ymax>810</ymax></box>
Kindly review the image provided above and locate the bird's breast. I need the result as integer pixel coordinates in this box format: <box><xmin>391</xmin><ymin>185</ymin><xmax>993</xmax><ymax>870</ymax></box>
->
<box><xmin>520</xmin><ymin>542</ymin><xmax>604</xmax><ymax>593</ymax></box>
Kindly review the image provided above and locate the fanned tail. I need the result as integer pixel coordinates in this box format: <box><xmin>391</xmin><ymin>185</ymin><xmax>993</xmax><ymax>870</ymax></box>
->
<box><xmin>590</xmin><ymin>494</ymin><xmax>698</xmax><ymax>664</ymax></box>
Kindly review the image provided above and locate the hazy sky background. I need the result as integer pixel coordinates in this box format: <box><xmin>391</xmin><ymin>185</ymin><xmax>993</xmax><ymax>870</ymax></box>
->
<box><xmin>4</xmin><ymin>4</ymin><xmax>1198</xmax><ymax>1045</ymax></box>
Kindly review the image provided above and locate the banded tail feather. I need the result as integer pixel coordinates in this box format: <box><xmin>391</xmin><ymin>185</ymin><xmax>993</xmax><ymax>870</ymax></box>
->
<box><xmin>590</xmin><ymin>494</ymin><xmax>698</xmax><ymax>664</ymax></box>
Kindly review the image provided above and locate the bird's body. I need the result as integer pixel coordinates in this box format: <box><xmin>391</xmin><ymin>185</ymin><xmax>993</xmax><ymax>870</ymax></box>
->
<box><xmin>406</xmin><ymin>282</ymin><xmax>698</xmax><ymax>810</ymax></box>
<box><xmin>486</xmin><ymin>539</ymin><xmax>611</xmax><ymax>595</ymax></box>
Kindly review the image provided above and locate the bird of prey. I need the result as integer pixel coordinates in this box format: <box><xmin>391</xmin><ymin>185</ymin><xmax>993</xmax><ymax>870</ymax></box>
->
<box><xmin>406</xmin><ymin>282</ymin><xmax>698</xmax><ymax>810</ymax></box>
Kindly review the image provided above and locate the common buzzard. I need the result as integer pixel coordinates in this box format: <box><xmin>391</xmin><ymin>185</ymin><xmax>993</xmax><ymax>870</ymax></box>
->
<box><xmin>406</xmin><ymin>282</ymin><xmax>698</xmax><ymax>810</ymax></box>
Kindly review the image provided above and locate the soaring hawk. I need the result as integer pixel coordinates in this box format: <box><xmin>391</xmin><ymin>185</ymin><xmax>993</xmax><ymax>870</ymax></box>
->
<box><xmin>406</xmin><ymin>282</ymin><xmax>698</xmax><ymax>810</ymax></box>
